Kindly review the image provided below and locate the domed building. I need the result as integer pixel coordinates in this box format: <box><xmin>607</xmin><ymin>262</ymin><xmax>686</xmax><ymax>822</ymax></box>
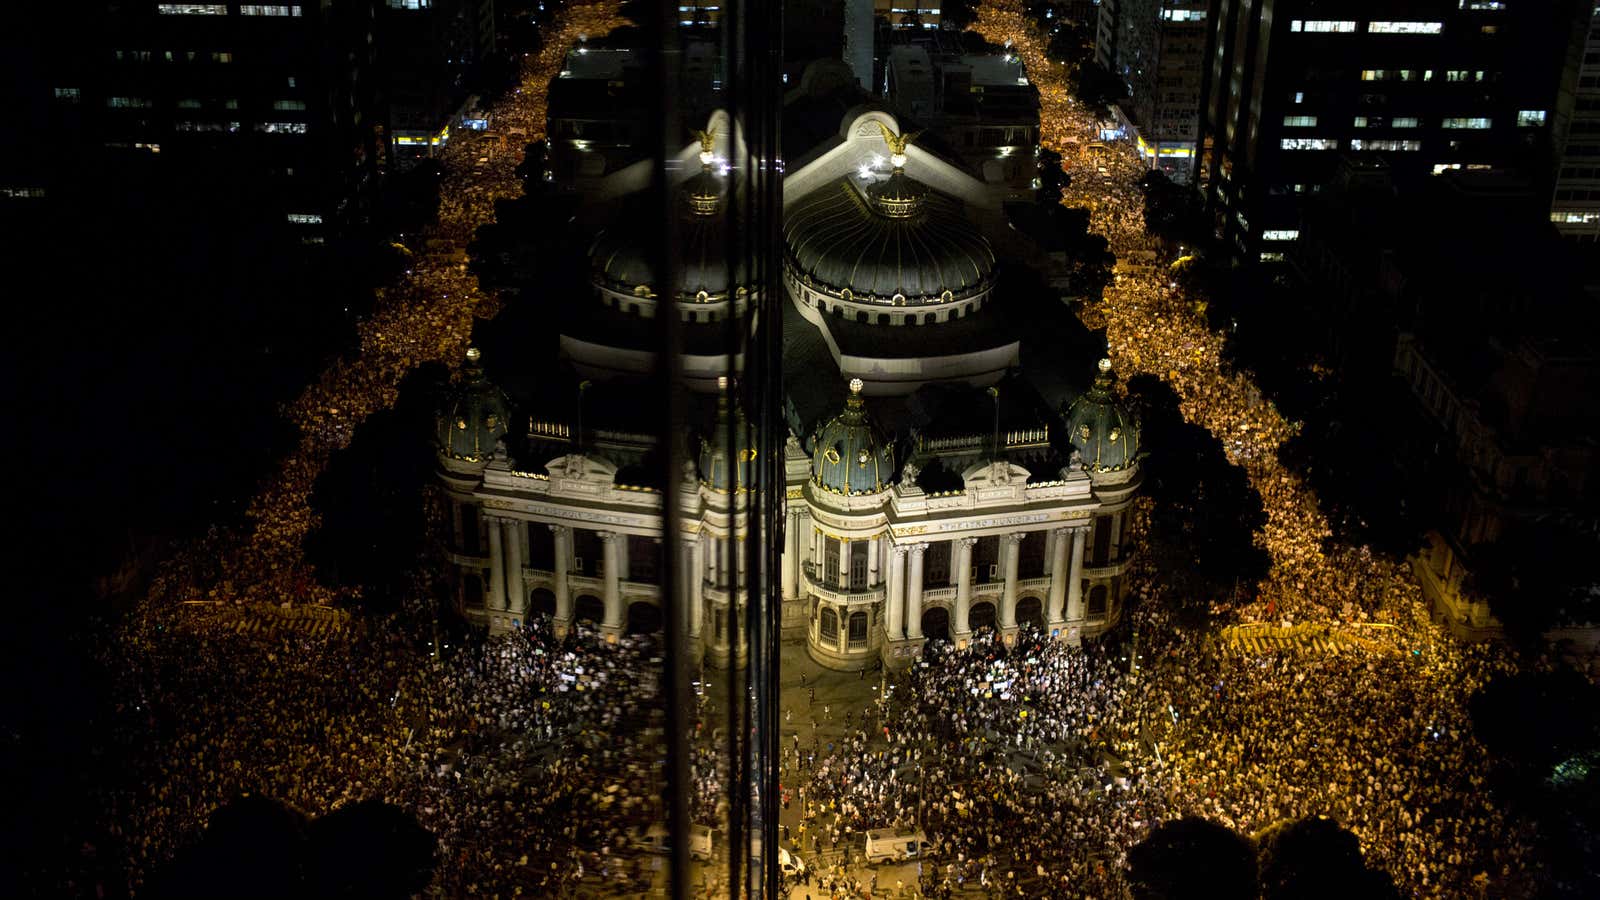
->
<box><xmin>434</xmin><ymin>109</ymin><xmax>1146</xmax><ymax>670</ymax></box>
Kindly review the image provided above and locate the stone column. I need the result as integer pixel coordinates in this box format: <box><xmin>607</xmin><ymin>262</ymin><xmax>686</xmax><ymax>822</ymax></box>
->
<box><xmin>600</xmin><ymin>531</ymin><xmax>622</xmax><ymax>633</ymax></box>
<box><xmin>689</xmin><ymin>536</ymin><xmax>706</xmax><ymax>637</ymax></box>
<box><xmin>867</xmin><ymin>535</ymin><xmax>880</xmax><ymax>587</ymax></box>
<box><xmin>1047</xmin><ymin>528</ymin><xmax>1069</xmax><ymax>625</ymax></box>
<box><xmin>551</xmin><ymin>526</ymin><xmax>572</xmax><ymax>625</ymax></box>
<box><xmin>486</xmin><ymin>517</ymin><xmax>506</xmax><ymax>611</ymax></box>
<box><xmin>504</xmin><ymin>519</ymin><xmax>525</xmax><ymax>614</ymax></box>
<box><xmin>1109</xmin><ymin>510</ymin><xmax>1124</xmax><ymax>562</ymax></box>
<box><xmin>707</xmin><ymin>532</ymin><xmax>721</xmax><ymax>587</ymax></box>
<box><xmin>781</xmin><ymin>512</ymin><xmax>799</xmax><ymax>601</ymax></box>
<box><xmin>1066</xmin><ymin>527</ymin><xmax>1087</xmax><ymax>621</ymax></box>
<box><xmin>953</xmin><ymin>537</ymin><xmax>976</xmax><ymax>638</ymax></box>
<box><xmin>1001</xmin><ymin>532</ymin><xmax>1023</xmax><ymax>630</ymax></box>
<box><xmin>837</xmin><ymin>538</ymin><xmax>849</xmax><ymax>589</ymax></box>
<box><xmin>813</xmin><ymin>528</ymin><xmax>824</xmax><ymax>568</ymax></box>
<box><xmin>885</xmin><ymin>544</ymin><xmax>905</xmax><ymax>641</ymax></box>
<box><xmin>906</xmin><ymin>543</ymin><xmax>927</xmax><ymax>639</ymax></box>
<box><xmin>617</xmin><ymin>533</ymin><xmax>631</xmax><ymax>582</ymax></box>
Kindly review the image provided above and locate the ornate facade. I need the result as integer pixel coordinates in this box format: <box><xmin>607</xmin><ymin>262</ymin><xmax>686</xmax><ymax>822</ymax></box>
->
<box><xmin>435</xmin><ymin>110</ymin><xmax>1145</xmax><ymax>669</ymax></box>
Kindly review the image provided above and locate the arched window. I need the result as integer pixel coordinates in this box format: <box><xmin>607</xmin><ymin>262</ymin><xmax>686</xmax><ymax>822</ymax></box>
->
<box><xmin>820</xmin><ymin>607</ymin><xmax>839</xmax><ymax>641</ymax></box>
<box><xmin>1088</xmin><ymin>584</ymin><xmax>1109</xmax><ymax>616</ymax></box>
<box><xmin>848</xmin><ymin>612</ymin><xmax>868</xmax><ymax>646</ymax></box>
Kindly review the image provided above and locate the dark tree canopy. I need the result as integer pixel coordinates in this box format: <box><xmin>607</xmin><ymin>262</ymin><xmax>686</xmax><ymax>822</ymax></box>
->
<box><xmin>145</xmin><ymin>796</ymin><xmax>437</xmax><ymax>900</ymax></box>
<box><xmin>1074</xmin><ymin>59</ymin><xmax>1127</xmax><ymax>117</ymax></box>
<box><xmin>1137</xmin><ymin>169</ymin><xmax>1206</xmax><ymax>249</ymax></box>
<box><xmin>1126</xmin><ymin>375</ymin><xmax>1271</xmax><ymax>626</ymax></box>
<box><xmin>1470</xmin><ymin>668</ymin><xmax>1600</xmax><ymax>776</ymax></box>
<box><xmin>1127</xmin><ymin>816</ymin><xmax>1258</xmax><ymax>900</ymax></box>
<box><xmin>1257</xmin><ymin>817</ymin><xmax>1399</xmax><ymax>900</ymax></box>
<box><xmin>1468</xmin><ymin>519</ymin><xmax>1600</xmax><ymax>646</ymax></box>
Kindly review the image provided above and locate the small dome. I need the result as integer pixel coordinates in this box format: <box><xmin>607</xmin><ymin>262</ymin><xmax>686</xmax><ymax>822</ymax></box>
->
<box><xmin>784</xmin><ymin>173</ymin><xmax>995</xmax><ymax>301</ymax></box>
<box><xmin>437</xmin><ymin>347</ymin><xmax>511</xmax><ymax>463</ymax></box>
<box><xmin>699</xmin><ymin>378</ymin><xmax>756</xmax><ymax>492</ymax></box>
<box><xmin>1063</xmin><ymin>358</ymin><xmax>1140</xmax><ymax>473</ymax></box>
<box><xmin>811</xmin><ymin>378</ymin><xmax>895</xmax><ymax>495</ymax></box>
<box><xmin>589</xmin><ymin>165</ymin><xmax>745</xmax><ymax>301</ymax></box>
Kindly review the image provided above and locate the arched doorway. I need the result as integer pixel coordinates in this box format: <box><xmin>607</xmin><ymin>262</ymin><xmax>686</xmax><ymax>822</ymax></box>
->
<box><xmin>574</xmin><ymin>594</ymin><xmax>604</xmax><ymax>625</ymax></box>
<box><xmin>921</xmin><ymin>607</ymin><xmax>950</xmax><ymax>642</ymax></box>
<box><xmin>1015</xmin><ymin>596</ymin><xmax>1044</xmax><ymax>630</ymax></box>
<box><xmin>529</xmin><ymin>588</ymin><xmax>557</xmax><ymax>619</ymax></box>
<box><xmin>968</xmin><ymin>601</ymin><xmax>997</xmax><ymax>632</ymax></box>
<box><xmin>626</xmin><ymin>601</ymin><xmax>662</xmax><ymax>634</ymax></box>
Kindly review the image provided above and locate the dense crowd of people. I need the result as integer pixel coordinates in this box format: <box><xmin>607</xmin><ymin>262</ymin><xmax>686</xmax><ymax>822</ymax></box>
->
<box><xmin>102</xmin><ymin>599</ymin><xmax>738</xmax><ymax>897</ymax></box>
<box><xmin>91</xmin><ymin>3</ymin><xmax>1572</xmax><ymax>898</ymax></box>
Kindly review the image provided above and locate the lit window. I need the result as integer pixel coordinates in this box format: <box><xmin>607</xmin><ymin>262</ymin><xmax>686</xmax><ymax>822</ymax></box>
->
<box><xmin>1350</xmin><ymin>139</ymin><xmax>1422</xmax><ymax>151</ymax></box>
<box><xmin>134</xmin><ymin>142</ymin><xmax>161</xmax><ymax>154</ymax></box>
<box><xmin>1481</xmin><ymin>24</ymin><xmax>1498</xmax><ymax>33</ymax></box>
<box><xmin>273</xmin><ymin>99</ymin><xmax>306</xmax><ymax>111</ymax></box>
<box><xmin>240</xmin><ymin>5</ymin><xmax>302</xmax><ymax>15</ymax></box>
<box><xmin>388</xmin><ymin>0</ymin><xmax>432</xmax><ymax>8</ymax></box>
<box><xmin>1290</xmin><ymin>20</ymin><xmax>1358</xmax><ymax>33</ymax></box>
<box><xmin>1281</xmin><ymin>137</ymin><xmax>1339</xmax><ymax>150</ymax></box>
<box><xmin>106</xmin><ymin>96</ymin><xmax>154</xmax><ymax>108</ymax></box>
<box><xmin>1392</xmin><ymin>117</ymin><xmax>1420</xmax><ymax>128</ymax></box>
<box><xmin>286</xmin><ymin>212</ymin><xmax>323</xmax><ymax>224</ymax></box>
<box><xmin>54</xmin><ymin>87</ymin><xmax>81</xmax><ymax>102</ymax></box>
<box><xmin>256</xmin><ymin>121</ymin><xmax>308</xmax><ymax>134</ymax></box>
<box><xmin>1369</xmin><ymin>21</ymin><xmax>1443</xmax><ymax>34</ymax></box>
<box><xmin>1459</xmin><ymin>1</ymin><xmax>1505</xmax><ymax>9</ymax></box>
<box><xmin>1446</xmin><ymin>70</ymin><xmax>1469</xmax><ymax>81</ymax></box>
<box><xmin>1361</xmin><ymin>70</ymin><xmax>1385</xmax><ymax>81</ymax></box>
<box><xmin>1283</xmin><ymin>115</ymin><xmax>1317</xmax><ymax>127</ymax></box>
<box><xmin>0</xmin><ymin>187</ymin><xmax>48</xmax><ymax>198</ymax></box>
<box><xmin>212</xmin><ymin>52</ymin><xmax>234</xmax><ymax>63</ymax></box>
<box><xmin>158</xmin><ymin>3</ymin><xmax>229</xmax><ymax>13</ymax></box>
<box><xmin>1260</xmin><ymin>251</ymin><xmax>1286</xmax><ymax>262</ymax></box>
<box><xmin>224</xmin><ymin>99</ymin><xmax>239</xmax><ymax>109</ymax></box>
<box><xmin>1261</xmin><ymin>229</ymin><xmax>1299</xmax><ymax>241</ymax></box>
<box><xmin>1517</xmin><ymin>110</ymin><xmax>1546</xmax><ymax>126</ymax></box>
<box><xmin>1551</xmin><ymin>211</ymin><xmax>1600</xmax><ymax>224</ymax></box>
<box><xmin>1432</xmin><ymin>163</ymin><xmax>1462</xmax><ymax>174</ymax></box>
<box><xmin>1441</xmin><ymin>117</ymin><xmax>1492</xmax><ymax>129</ymax></box>
<box><xmin>1294</xmin><ymin>91</ymin><xmax>1305</xmax><ymax>103</ymax></box>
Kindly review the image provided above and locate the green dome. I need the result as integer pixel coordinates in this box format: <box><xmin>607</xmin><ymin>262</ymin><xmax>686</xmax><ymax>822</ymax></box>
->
<box><xmin>699</xmin><ymin>381</ymin><xmax>756</xmax><ymax>492</ymax></box>
<box><xmin>1064</xmin><ymin>358</ymin><xmax>1141</xmax><ymax>473</ymax></box>
<box><xmin>436</xmin><ymin>347</ymin><xmax>511</xmax><ymax>463</ymax></box>
<box><xmin>589</xmin><ymin>164</ymin><xmax>745</xmax><ymax>301</ymax></box>
<box><xmin>784</xmin><ymin>173</ymin><xmax>995</xmax><ymax>301</ymax></box>
<box><xmin>811</xmin><ymin>378</ymin><xmax>895</xmax><ymax>495</ymax></box>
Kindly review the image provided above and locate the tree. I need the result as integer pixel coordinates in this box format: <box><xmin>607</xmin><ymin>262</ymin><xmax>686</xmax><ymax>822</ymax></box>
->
<box><xmin>1037</xmin><ymin>147</ymin><xmax>1068</xmax><ymax>204</ymax></box>
<box><xmin>305</xmin><ymin>800</ymin><xmax>439</xmax><ymax>900</ymax></box>
<box><xmin>1471</xmin><ymin>669</ymin><xmax>1600</xmax><ymax>777</ymax></box>
<box><xmin>1276</xmin><ymin>374</ymin><xmax>1430</xmax><ymax>562</ymax></box>
<box><xmin>1467</xmin><ymin>519</ymin><xmax>1600</xmax><ymax>647</ymax></box>
<box><xmin>1074</xmin><ymin>60</ymin><xmax>1127</xmax><ymax>118</ymax></box>
<box><xmin>1126</xmin><ymin>817</ymin><xmax>1258</xmax><ymax>900</ymax></box>
<box><xmin>1125</xmin><ymin>375</ymin><xmax>1271</xmax><ymax>625</ymax></box>
<box><xmin>144</xmin><ymin>796</ymin><xmax>438</xmax><ymax>900</ymax></box>
<box><xmin>941</xmin><ymin>0</ymin><xmax>978</xmax><ymax>31</ymax></box>
<box><xmin>1257</xmin><ymin>817</ymin><xmax>1399</xmax><ymax>900</ymax></box>
<box><xmin>144</xmin><ymin>795</ymin><xmax>309</xmax><ymax>899</ymax></box>
<box><xmin>1138</xmin><ymin>169</ymin><xmax>1206</xmax><ymax>249</ymax></box>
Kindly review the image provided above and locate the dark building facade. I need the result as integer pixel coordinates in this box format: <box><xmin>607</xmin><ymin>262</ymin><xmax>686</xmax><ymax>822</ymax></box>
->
<box><xmin>1196</xmin><ymin>0</ymin><xmax>1576</xmax><ymax>262</ymax></box>
<box><xmin>1095</xmin><ymin>0</ymin><xmax>1208</xmax><ymax>182</ymax></box>
<box><xmin>1550</xmin><ymin>0</ymin><xmax>1600</xmax><ymax>240</ymax></box>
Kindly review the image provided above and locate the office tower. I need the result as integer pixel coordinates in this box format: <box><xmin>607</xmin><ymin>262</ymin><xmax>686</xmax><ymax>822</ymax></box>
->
<box><xmin>1094</xmin><ymin>0</ymin><xmax>1208</xmax><ymax>181</ymax></box>
<box><xmin>1550</xmin><ymin>0</ymin><xmax>1600</xmax><ymax>240</ymax></box>
<box><xmin>1196</xmin><ymin>1</ymin><xmax>1574</xmax><ymax>262</ymax></box>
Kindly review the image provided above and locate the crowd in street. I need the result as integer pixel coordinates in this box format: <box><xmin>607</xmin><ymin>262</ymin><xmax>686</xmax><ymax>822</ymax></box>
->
<box><xmin>92</xmin><ymin>2</ymin><xmax>1563</xmax><ymax>898</ymax></box>
<box><xmin>102</xmin><ymin>601</ymin><xmax>733</xmax><ymax>897</ymax></box>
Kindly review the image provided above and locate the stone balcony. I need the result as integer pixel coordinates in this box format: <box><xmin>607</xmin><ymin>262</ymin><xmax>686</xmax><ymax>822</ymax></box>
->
<box><xmin>801</xmin><ymin>562</ymin><xmax>886</xmax><ymax>606</ymax></box>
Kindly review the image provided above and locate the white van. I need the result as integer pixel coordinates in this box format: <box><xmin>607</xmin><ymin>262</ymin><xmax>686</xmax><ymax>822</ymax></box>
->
<box><xmin>777</xmin><ymin>847</ymin><xmax>806</xmax><ymax>878</ymax></box>
<box><xmin>629</xmin><ymin>823</ymin><xmax>714</xmax><ymax>861</ymax></box>
<box><xmin>863</xmin><ymin>827</ymin><xmax>933</xmax><ymax>864</ymax></box>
